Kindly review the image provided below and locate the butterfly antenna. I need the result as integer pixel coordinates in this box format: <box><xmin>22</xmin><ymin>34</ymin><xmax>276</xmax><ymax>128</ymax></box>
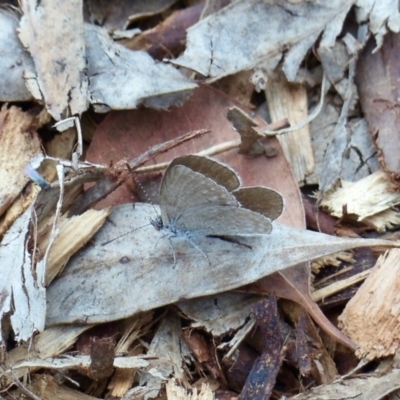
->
<box><xmin>101</xmin><ymin>222</ymin><xmax>151</xmax><ymax>246</ymax></box>
<box><xmin>126</xmin><ymin>163</ymin><xmax>159</xmax><ymax>218</ymax></box>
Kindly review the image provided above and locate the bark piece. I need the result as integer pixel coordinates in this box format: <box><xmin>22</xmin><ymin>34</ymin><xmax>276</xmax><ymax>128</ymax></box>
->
<box><xmin>240</xmin><ymin>298</ymin><xmax>283</xmax><ymax>400</ymax></box>
<box><xmin>29</xmin><ymin>374</ymin><xmax>98</xmax><ymax>400</ymax></box>
<box><xmin>183</xmin><ymin>329</ymin><xmax>224</xmax><ymax>383</ymax></box>
<box><xmin>320</xmin><ymin>170</ymin><xmax>400</xmax><ymax>231</ymax></box>
<box><xmin>0</xmin><ymin>105</ymin><xmax>41</xmax><ymax>217</ymax></box>
<box><xmin>131</xmin><ymin>311</ymin><xmax>183</xmax><ymax>398</ymax></box>
<box><xmin>5</xmin><ymin>325</ymin><xmax>90</xmax><ymax>382</ymax></box>
<box><xmin>265</xmin><ymin>73</ymin><xmax>314</xmax><ymax>184</ymax></box>
<box><xmin>282</xmin><ymin>302</ymin><xmax>338</xmax><ymax>384</ymax></box>
<box><xmin>0</xmin><ymin>207</ymin><xmax>45</xmax><ymax>344</ymax></box>
<box><xmin>318</xmin><ymin>62</ymin><xmax>356</xmax><ymax>194</ymax></box>
<box><xmin>166</xmin><ymin>379</ymin><xmax>214</xmax><ymax>400</ymax></box>
<box><xmin>39</xmin><ymin>208</ymin><xmax>110</xmax><ymax>285</ymax></box>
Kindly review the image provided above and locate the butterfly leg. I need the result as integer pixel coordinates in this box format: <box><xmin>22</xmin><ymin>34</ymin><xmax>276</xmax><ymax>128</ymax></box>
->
<box><xmin>166</xmin><ymin>236</ymin><xmax>177</xmax><ymax>267</ymax></box>
<box><xmin>153</xmin><ymin>232</ymin><xmax>209</xmax><ymax>266</ymax></box>
<box><xmin>186</xmin><ymin>238</ymin><xmax>211</xmax><ymax>266</ymax></box>
<box><xmin>153</xmin><ymin>232</ymin><xmax>177</xmax><ymax>266</ymax></box>
<box><xmin>153</xmin><ymin>232</ymin><xmax>168</xmax><ymax>250</ymax></box>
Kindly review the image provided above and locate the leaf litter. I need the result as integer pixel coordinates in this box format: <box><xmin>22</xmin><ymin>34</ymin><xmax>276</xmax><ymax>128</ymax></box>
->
<box><xmin>2</xmin><ymin>1</ymin><xmax>400</xmax><ymax>399</ymax></box>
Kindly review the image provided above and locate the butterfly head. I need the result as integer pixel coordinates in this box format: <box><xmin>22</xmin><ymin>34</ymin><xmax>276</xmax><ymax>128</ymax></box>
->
<box><xmin>150</xmin><ymin>215</ymin><xmax>164</xmax><ymax>231</ymax></box>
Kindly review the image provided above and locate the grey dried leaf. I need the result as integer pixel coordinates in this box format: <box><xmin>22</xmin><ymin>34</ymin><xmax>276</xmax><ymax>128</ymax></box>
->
<box><xmin>45</xmin><ymin>203</ymin><xmax>398</xmax><ymax>326</ymax></box>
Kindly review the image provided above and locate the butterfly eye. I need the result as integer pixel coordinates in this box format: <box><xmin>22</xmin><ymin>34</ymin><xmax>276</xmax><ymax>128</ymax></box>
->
<box><xmin>150</xmin><ymin>216</ymin><xmax>163</xmax><ymax>231</ymax></box>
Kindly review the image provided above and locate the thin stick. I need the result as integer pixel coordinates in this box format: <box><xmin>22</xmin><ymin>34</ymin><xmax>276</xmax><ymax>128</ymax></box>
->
<box><xmin>263</xmin><ymin>72</ymin><xmax>328</xmax><ymax>136</ymax></box>
<box><xmin>135</xmin><ymin>140</ymin><xmax>241</xmax><ymax>173</ymax></box>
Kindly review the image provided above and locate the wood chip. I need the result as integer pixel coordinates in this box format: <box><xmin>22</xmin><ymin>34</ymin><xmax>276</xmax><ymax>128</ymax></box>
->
<box><xmin>339</xmin><ymin>249</ymin><xmax>400</xmax><ymax>360</ymax></box>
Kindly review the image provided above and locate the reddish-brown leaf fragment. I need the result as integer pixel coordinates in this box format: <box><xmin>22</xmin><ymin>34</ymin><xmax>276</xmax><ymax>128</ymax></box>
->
<box><xmin>357</xmin><ymin>33</ymin><xmax>400</xmax><ymax>183</ymax></box>
<box><xmin>182</xmin><ymin>329</ymin><xmax>226</xmax><ymax>384</ymax></box>
<box><xmin>302</xmin><ymin>193</ymin><xmax>337</xmax><ymax>235</ymax></box>
<box><xmin>124</xmin><ymin>3</ymin><xmax>204</xmax><ymax>60</ymax></box>
<box><xmin>85</xmin><ymin>85</ymin><xmax>302</xmax><ymax>227</ymax></box>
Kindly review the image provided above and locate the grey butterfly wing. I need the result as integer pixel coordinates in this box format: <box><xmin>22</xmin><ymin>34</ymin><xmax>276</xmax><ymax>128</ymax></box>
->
<box><xmin>169</xmin><ymin>155</ymin><xmax>240</xmax><ymax>192</ymax></box>
<box><xmin>232</xmin><ymin>187</ymin><xmax>284</xmax><ymax>221</ymax></box>
<box><xmin>160</xmin><ymin>165</ymin><xmax>238</xmax><ymax>228</ymax></box>
<box><xmin>175</xmin><ymin>205</ymin><xmax>273</xmax><ymax>236</ymax></box>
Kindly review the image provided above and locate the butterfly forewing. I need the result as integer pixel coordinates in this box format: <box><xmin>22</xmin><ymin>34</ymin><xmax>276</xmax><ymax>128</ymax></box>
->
<box><xmin>176</xmin><ymin>205</ymin><xmax>273</xmax><ymax>236</ymax></box>
<box><xmin>160</xmin><ymin>165</ymin><xmax>238</xmax><ymax>229</ymax></box>
<box><xmin>169</xmin><ymin>155</ymin><xmax>240</xmax><ymax>192</ymax></box>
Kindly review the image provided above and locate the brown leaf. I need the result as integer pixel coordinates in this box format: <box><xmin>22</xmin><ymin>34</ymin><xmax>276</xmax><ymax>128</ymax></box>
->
<box><xmin>124</xmin><ymin>3</ymin><xmax>204</xmax><ymax>60</ymax></box>
<box><xmin>85</xmin><ymin>85</ymin><xmax>303</xmax><ymax>227</ymax></box>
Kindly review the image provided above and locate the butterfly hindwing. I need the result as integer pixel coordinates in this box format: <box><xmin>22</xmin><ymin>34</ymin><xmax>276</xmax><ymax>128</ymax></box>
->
<box><xmin>232</xmin><ymin>187</ymin><xmax>283</xmax><ymax>221</ymax></box>
<box><xmin>175</xmin><ymin>205</ymin><xmax>272</xmax><ymax>236</ymax></box>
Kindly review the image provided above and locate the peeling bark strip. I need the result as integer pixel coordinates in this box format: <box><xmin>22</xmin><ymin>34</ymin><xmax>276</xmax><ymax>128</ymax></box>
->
<box><xmin>0</xmin><ymin>105</ymin><xmax>41</xmax><ymax>217</ymax></box>
<box><xmin>0</xmin><ymin>207</ymin><xmax>46</xmax><ymax>344</ymax></box>
<box><xmin>240</xmin><ymin>298</ymin><xmax>284</xmax><ymax>400</ymax></box>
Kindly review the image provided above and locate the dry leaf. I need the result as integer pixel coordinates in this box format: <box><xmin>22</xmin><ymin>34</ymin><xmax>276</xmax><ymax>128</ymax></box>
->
<box><xmin>178</xmin><ymin>293</ymin><xmax>258</xmax><ymax>336</ymax></box>
<box><xmin>0</xmin><ymin>8</ymin><xmax>34</xmax><ymax>101</ymax></box>
<box><xmin>19</xmin><ymin>0</ymin><xmax>88</xmax><ymax>119</ymax></box>
<box><xmin>85</xmin><ymin>23</ymin><xmax>197</xmax><ymax>112</ymax></box>
<box><xmin>174</xmin><ymin>0</ymin><xmax>354</xmax><ymax>82</ymax></box>
<box><xmin>85</xmin><ymin>85</ymin><xmax>303</xmax><ymax>226</ymax></box>
<box><xmin>289</xmin><ymin>367</ymin><xmax>400</xmax><ymax>400</ymax></box>
<box><xmin>45</xmin><ymin>203</ymin><xmax>398</xmax><ymax>327</ymax></box>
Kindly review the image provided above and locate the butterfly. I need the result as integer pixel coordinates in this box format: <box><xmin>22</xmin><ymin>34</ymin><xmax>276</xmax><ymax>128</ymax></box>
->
<box><xmin>151</xmin><ymin>155</ymin><xmax>283</xmax><ymax>265</ymax></box>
